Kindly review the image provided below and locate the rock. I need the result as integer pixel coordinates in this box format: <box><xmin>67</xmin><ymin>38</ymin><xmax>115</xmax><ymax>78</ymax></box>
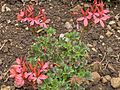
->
<box><xmin>84</xmin><ymin>4</ymin><xmax>89</xmax><ymax>8</ymax></box>
<box><xmin>1</xmin><ymin>85</ymin><xmax>11</xmax><ymax>90</ymax></box>
<box><xmin>105</xmin><ymin>75</ymin><xmax>111</xmax><ymax>81</ymax></box>
<box><xmin>91</xmin><ymin>72</ymin><xmax>101</xmax><ymax>82</ymax></box>
<box><xmin>102</xmin><ymin>77</ymin><xmax>108</xmax><ymax>83</ymax></box>
<box><xmin>111</xmin><ymin>77</ymin><xmax>120</xmax><ymax>88</ymax></box>
<box><xmin>117</xmin><ymin>21</ymin><xmax>120</xmax><ymax>27</ymax></box>
<box><xmin>108</xmin><ymin>64</ymin><xmax>116</xmax><ymax>72</ymax></box>
<box><xmin>91</xmin><ymin>48</ymin><xmax>97</xmax><ymax>52</ymax></box>
<box><xmin>107</xmin><ymin>25</ymin><xmax>112</xmax><ymax>30</ymax></box>
<box><xmin>64</xmin><ymin>22</ymin><xmax>73</xmax><ymax>30</ymax></box>
<box><xmin>106</xmin><ymin>31</ymin><xmax>113</xmax><ymax>37</ymax></box>
<box><xmin>1</xmin><ymin>4</ymin><xmax>11</xmax><ymax>12</ymax></box>
<box><xmin>102</xmin><ymin>75</ymin><xmax>111</xmax><ymax>83</ymax></box>
<box><xmin>1</xmin><ymin>4</ymin><xmax>6</xmax><ymax>12</ymax></box>
<box><xmin>115</xmin><ymin>13</ymin><xmax>120</xmax><ymax>21</ymax></box>
<box><xmin>117</xmin><ymin>30</ymin><xmax>120</xmax><ymax>33</ymax></box>
<box><xmin>109</xmin><ymin>21</ymin><xmax>116</xmax><ymax>25</ymax></box>
<box><xmin>87</xmin><ymin>43</ymin><xmax>93</xmax><ymax>47</ymax></box>
<box><xmin>107</xmin><ymin>47</ymin><xmax>113</xmax><ymax>53</ymax></box>
<box><xmin>100</xmin><ymin>35</ymin><xmax>104</xmax><ymax>39</ymax></box>
<box><xmin>5</xmin><ymin>7</ymin><xmax>11</xmax><ymax>12</ymax></box>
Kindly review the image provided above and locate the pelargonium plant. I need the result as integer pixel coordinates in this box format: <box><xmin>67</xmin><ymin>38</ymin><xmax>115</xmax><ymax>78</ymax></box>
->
<box><xmin>17</xmin><ymin>5</ymin><xmax>50</xmax><ymax>28</ymax></box>
<box><xmin>9</xmin><ymin>57</ymin><xmax>49</xmax><ymax>88</ymax></box>
<box><xmin>77</xmin><ymin>0</ymin><xmax>110</xmax><ymax>28</ymax></box>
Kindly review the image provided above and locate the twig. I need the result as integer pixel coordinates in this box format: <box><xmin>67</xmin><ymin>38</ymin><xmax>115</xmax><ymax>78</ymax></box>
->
<box><xmin>100</xmin><ymin>52</ymin><xmax>107</xmax><ymax>63</ymax></box>
<box><xmin>0</xmin><ymin>40</ymin><xmax>7</xmax><ymax>50</ymax></box>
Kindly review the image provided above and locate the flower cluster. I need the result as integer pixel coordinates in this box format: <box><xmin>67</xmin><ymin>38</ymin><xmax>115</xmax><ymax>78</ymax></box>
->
<box><xmin>77</xmin><ymin>0</ymin><xmax>110</xmax><ymax>28</ymax></box>
<box><xmin>9</xmin><ymin>57</ymin><xmax>49</xmax><ymax>88</ymax></box>
<box><xmin>17</xmin><ymin>5</ymin><xmax>50</xmax><ymax>28</ymax></box>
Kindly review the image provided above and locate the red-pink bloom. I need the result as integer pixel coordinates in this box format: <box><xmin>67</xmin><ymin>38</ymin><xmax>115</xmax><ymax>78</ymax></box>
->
<box><xmin>17</xmin><ymin>5</ymin><xmax>50</xmax><ymax>28</ymax></box>
<box><xmin>14</xmin><ymin>74</ymin><xmax>24</xmax><ymax>88</ymax></box>
<box><xmin>77</xmin><ymin>8</ymin><xmax>91</xmax><ymax>27</ymax></box>
<box><xmin>9</xmin><ymin>57</ymin><xmax>49</xmax><ymax>88</ymax></box>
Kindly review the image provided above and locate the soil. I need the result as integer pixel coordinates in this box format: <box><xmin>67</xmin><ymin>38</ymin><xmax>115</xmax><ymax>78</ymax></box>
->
<box><xmin>0</xmin><ymin>0</ymin><xmax>120</xmax><ymax>90</ymax></box>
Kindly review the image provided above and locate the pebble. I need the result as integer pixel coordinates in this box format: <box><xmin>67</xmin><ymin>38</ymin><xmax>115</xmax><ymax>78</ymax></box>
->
<box><xmin>91</xmin><ymin>72</ymin><xmax>101</xmax><ymax>82</ymax></box>
<box><xmin>100</xmin><ymin>35</ymin><xmax>104</xmax><ymax>39</ymax></box>
<box><xmin>109</xmin><ymin>21</ymin><xmax>116</xmax><ymax>25</ymax></box>
<box><xmin>106</xmin><ymin>31</ymin><xmax>113</xmax><ymax>37</ymax></box>
<box><xmin>111</xmin><ymin>77</ymin><xmax>120</xmax><ymax>88</ymax></box>
<box><xmin>91</xmin><ymin>48</ymin><xmax>97</xmax><ymax>52</ymax></box>
<box><xmin>102</xmin><ymin>75</ymin><xmax>111</xmax><ymax>83</ymax></box>
<box><xmin>64</xmin><ymin>22</ymin><xmax>73</xmax><ymax>30</ymax></box>
<box><xmin>1</xmin><ymin>4</ymin><xmax>11</xmax><ymax>12</ymax></box>
<box><xmin>107</xmin><ymin>47</ymin><xmax>113</xmax><ymax>53</ymax></box>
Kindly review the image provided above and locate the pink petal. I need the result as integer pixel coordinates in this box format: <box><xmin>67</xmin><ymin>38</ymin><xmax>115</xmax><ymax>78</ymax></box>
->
<box><xmin>100</xmin><ymin>20</ymin><xmax>105</xmax><ymax>28</ymax></box>
<box><xmin>0</xmin><ymin>76</ymin><xmax>2</xmax><ymax>80</ymax></box>
<box><xmin>35</xmin><ymin>20</ymin><xmax>40</xmax><ymax>25</ymax></box>
<box><xmin>101</xmin><ymin>16</ymin><xmax>108</xmax><ymax>21</ymax></box>
<box><xmin>94</xmin><ymin>13</ymin><xmax>99</xmax><ymax>17</ymax></box>
<box><xmin>83</xmin><ymin>18</ymin><xmax>88</xmax><ymax>27</ymax></box>
<box><xmin>38</xmin><ymin>74</ymin><xmax>48</xmax><ymax>80</ymax></box>
<box><xmin>14</xmin><ymin>75</ymin><xmax>24</xmax><ymax>88</ymax></box>
<box><xmin>44</xmin><ymin>19</ymin><xmax>50</xmax><ymax>23</ymax></box>
<box><xmin>94</xmin><ymin>18</ymin><xmax>100</xmax><ymax>24</ymax></box>
<box><xmin>77</xmin><ymin>17</ymin><xmax>84</xmax><ymax>21</ymax></box>
<box><xmin>40</xmin><ymin>23</ymin><xmax>47</xmax><ymax>28</ymax></box>
<box><xmin>37</xmin><ymin>79</ymin><xmax>42</xmax><ymax>84</ymax></box>
<box><xmin>16</xmin><ymin>58</ymin><xmax>21</xmax><ymax>65</ymax></box>
<box><xmin>24</xmin><ymin>72</ymin><xmax>32</xmax><ymax>79</ymax></box>
<box><xmin>9</xmin><ymin>69</ymin><xmax>16</xmax><ymax>78</ymax></box>
<box><xmin>42</xmin><ymin>62</ymin><xmax>49</xmax><ymax>69</ymax></box>
<box><xmin>20</xmin><ymin>10</ymin><xmax>24</xmax><ymax>17</ymax></box>
<box><xmin>104</xmin><ymin>10</ymin><xmax>109</xmax><ymax>13</ymax></box>
<box><xmin>30</xmin><ymin>20</ymin><xmax>35</xmax><ymax>26</ymax></box>
<box><xmin>87</xmin><ymin>14</ymin><xmax>92</xmax><ymax>19</ymax></box>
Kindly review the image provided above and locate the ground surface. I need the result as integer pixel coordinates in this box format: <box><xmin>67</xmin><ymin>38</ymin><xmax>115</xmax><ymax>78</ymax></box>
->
<box><xmin>0</xmin><ymin>0</ymin><xmax>120</xmax><ymax>90</ymax></box>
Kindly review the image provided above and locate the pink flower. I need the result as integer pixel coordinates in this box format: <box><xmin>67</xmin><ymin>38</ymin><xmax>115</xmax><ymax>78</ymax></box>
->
<box><xmin>37</xmin><ymin>74</ymin><xmax>48</xmax><ymax>84</ymax></box>
<box><xmin>14</xmin><ymin>74</ymin><xmax>24</xmax><ymax>88</ymax></box>
<box><xmin>77</xmin><ymin>8</ymin><xmax>91</xmax><ymax>27</ymax></box>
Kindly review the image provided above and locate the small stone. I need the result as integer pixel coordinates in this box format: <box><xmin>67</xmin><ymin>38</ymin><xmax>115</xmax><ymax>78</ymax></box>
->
<box><xmin>91</xmin><ymin>48</ymin><xmax>97</xmax><ymax>52</ymax></box>
<box><xmin>106</xmin><ymin>31</ymin><xmax>113</xmax><ymax>37</ymax></box>
<box><xmin>7</xmin><ymin>20</ymin><xmax>11</xmax><ymax>24</ymax></box>
<box><xmin>1</xmin><ymin>85</ymin><xmax>11</xmax><ymax>90</ymax></box>
<box><xmin>1</xmin><ymin>4</ymin><xmax>6</xmax><ymax>12</ymax></box>
<box><xmin>111</xmin><ymin>77</ymin><xmax>120</xmax><ymax>88</ymax></box>
<box><xmin>117</xmin><ymin>30</ymin><xmax>120</xmax><ymax>33</ymax></box>
<box><xmin>5</xmin><ymin>7</ymin><xmax>11</xmax><ymax>12</ymax></box>
<box><xmin>25</xmin><ymin>27</ymin><xmax>29</xmax><ymax>30</ymax></box>
<box><xmin>84</xmin><ymin>4</ymin><xmax>89</xmax><ymax>8</ymax></box>
<box><xmin>102</xmin><ymin>77</ymin><xmax>108</xmax><ymax>83</ymax></box>
<box><xmin>91</xmin><ymin>72</ymin><xmax>101</xmax><ymax>82</ymax></box>
<box><xmin>104</xmin><ymin>75</ymin><xmax>111</xmax><ymax>81</ymax></box>
<box><xmin>109</xmin><ymin>21</ymin><xmax>116</xmax><ymax>25</ymax></box>
<box><xmin>87</xmin><ymin>43</ymin><xmax>93</xmax><ymax>47</ymax></box>
<box><xmin>108</xmin><ymin>64</ymin><xmax>116</xmax><ymax>72</ymax></box>
<box><xmin>107</xmin><ymin>25</ymin><xmax>112</xmax><ymax>30</ymax></box>
<box><xmin>117</xmin><ymin>21</ymin><xmax>120</xmax><ymax>27</ymax></box>
<box><xmin>107</xmin><ymin>47</ymin><xmax>113</xmax><ymax>53</ymax></box>
<box><xmin>64</xmin><ymin>22</ymin><xmax>73</xmax><ymax>30</ymax></box>
<box><xmin>102</xmin><ymin>43</ymin><xmax>105</xmax><ymax>46</ymax></box>
<box><xmin>100</xmin><ymin>35</ymin><xmax>104</xmax><ymax>39</ymax></box>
